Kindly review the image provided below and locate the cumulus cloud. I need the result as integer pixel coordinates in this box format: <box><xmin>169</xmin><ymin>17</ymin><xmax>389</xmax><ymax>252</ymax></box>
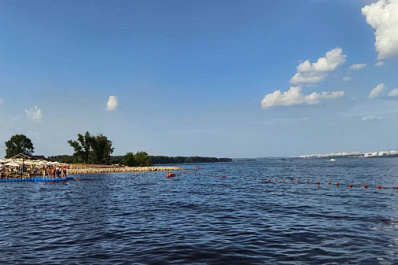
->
<box><xmin>25</xmin><ymin>106</ymin><xmax>42</xmax><ymax>122</ymax></box>
<box><xmin>261</xmin><ymin>86</ymin><xmax>345</xmax><ymax>109</ymax></box>
<box><xmin>369</xmin><ymin>83</ymin><xmax>385</xmax><ymax>98</ymax></box>
<box><xmin>361</xmin><ymin>115</ymin><xmax>382</xmax><ymax>121</ymax></box>
<box><xmin>388</xmin><ymin>88</ymin><xmax>398</xmax><ymax>96</ymax></box>
<box><xmin>375</xmin><ymin>61</ymin><xmax>384</xmax><ymax>66</ymax></box>
<box><xmin>362</xmin><ymin>0</ymin><xmax>398</xmax><ymax>59</ymax></box>
<box><xmin>290</xmin><ymin>48</ymin><xmax>346</xmax><ymax>85</ymax></box>
<box><xmin>349</xmin><ymin>63</ymin><xmax>367</xmax><ymax>70</ymax></box>
<box><xmin>106</xmin><ymin>96</ymin><xmax>118</xmax><ymax>111</ymax></box>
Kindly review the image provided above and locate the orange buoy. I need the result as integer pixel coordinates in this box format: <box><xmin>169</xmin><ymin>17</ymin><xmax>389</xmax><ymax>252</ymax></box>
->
<box><xmin>317</xmin><ymin>181</ymin><xmax>320</xmax><ymax>185</ymax></box>
<box><xmin>377</xmin><ymin>185</ymin><xmax>381</xmax><ymax>189</ymax></box>
<box><xmin>328</xmin><ymin>182</ymin><xmax>331</xmax><ymax>185</ymax></box>
<box><xmin>349</xmin><ymin>184</ymin><xmax>352</xmax><ymax>188</ymax></box>
<box><xmin>275</xmin><ymin>179</ymin><xmax>278</xmax><ymax>182</ymax></box>
<box><xmin>364</xmin><ymin>184</ymin><xmax>368</xmax><ymax>189</ymax></box>
<box><xmin>291</xmin><ymin>179</ymin><xmax>294</xmax><ymax>182</ymax></box>
<box><xmin>166</xmin><ymin>172</ymin><xmax>176</xmax><ymax>178</ymax></box>
<box><xmin>297</xmin><ymin>179</ymin><xmax>300</xmax><ymax>182</ymax></box>
<box><xmin>306</xmin><ymin>180</ymin><xmax>309</xmax><ymax>184</ymax></box>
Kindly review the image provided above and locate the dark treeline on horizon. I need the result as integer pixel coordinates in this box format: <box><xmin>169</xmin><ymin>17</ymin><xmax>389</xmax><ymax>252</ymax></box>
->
<box><xmin>149</xmin><ymin>156</ymin><xmax>232</xmax><ymax>164</ymax></box>
<box><xmin>47</xmin><ymin>155</ymin><xmax>232</xmax><ymax>165</ymax></box>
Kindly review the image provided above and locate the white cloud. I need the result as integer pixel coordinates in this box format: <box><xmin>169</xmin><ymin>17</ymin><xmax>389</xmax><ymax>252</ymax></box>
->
<box><xmin>343</xmin><ymin>76</ymin><xmax>352</xmax><ymax>81</ymax></box>
<box><xmin>261</xmin><ymin>86</ymin><xmax>345</xmax><ymax>109</ymax></box>
<box><xmin>106</xmin><ymin>96</ymin><xmax>118</xmax><ymax>111</ymax></box>
<box><xmin>349</xmin><ymin>63</ymin><xmax>367</xmax><ymax>70</ymax></box>
<box><xmin>362</xmin><ymin>0</ymin><xmax>398</xmax><ymax>59</ymax></box>
<box><xmin>290</xmin><ymin>48</ymin><xmax>346</xmax><ymax>85</ymax></box>
<box><xmin>369</xmin><ymin>83</ymin><xmax>385</xmax><ymax>98</ymax></box>
<box><xmin>361</xmin><ymin>115</ymin><xmax>382</xmax><ymax>121</ymax></box>
<box><xmin>375</xmin><ymin>61</ymin><xmax>384</xmax><ymax>66</ymax></box>
<box><xmin>25</xmin><ymin>106</ymin><xmax>42</xmax><ymax>122</ymax></box>
<box><xmin>388</xmin><ymin>88</ymin><xmax>398</xmax><ymax>96</ymax></box>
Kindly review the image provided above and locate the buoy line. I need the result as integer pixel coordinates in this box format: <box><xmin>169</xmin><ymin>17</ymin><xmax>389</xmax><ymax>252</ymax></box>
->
<box><xmin>165</xmin><ymin>167</ymin><xmax>397</xmax><ymax>190</ymax></box>
<box><xmin>246</xmin><ymin>177</ymin><xmax>398</xmax><ymax>190</ymax></box>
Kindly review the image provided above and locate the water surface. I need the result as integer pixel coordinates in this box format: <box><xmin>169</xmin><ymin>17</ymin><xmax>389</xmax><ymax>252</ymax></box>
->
<box><xmin>1</xmin><ymin>158</ymin><xmax>398</xmax><ymax>264</ymax></box>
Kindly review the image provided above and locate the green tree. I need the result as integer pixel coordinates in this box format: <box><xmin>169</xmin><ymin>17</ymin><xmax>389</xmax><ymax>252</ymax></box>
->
<box><xmin>68</xmin><ymin>132</ymin><xmax>114</xmax><ymax>164</ymax></box>
<box><xmin>68</xmin><ymin>131</ymin><xmax>93</xmax><ymax>163</ymax></box>
<box><xmin>134</xmin><ymin>151</ymin><xmax>151</xmax><ymax>167</ymax></box>
<box><xmin>123</xmin><ymin>152</ymin><xmax>136</xmax><ymax>167</ymax></box>
<box><xmin>5</xmin><ymin>134</ymin><xmax>34</xmax><ymax>158</ymax></box>
<box><xmin>90</xmin><ymin>134</ymin><xmax>114</xmax><ymax>164</ymax></box>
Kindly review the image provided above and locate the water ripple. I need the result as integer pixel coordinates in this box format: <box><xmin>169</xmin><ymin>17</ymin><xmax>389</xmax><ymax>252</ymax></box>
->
<box><xmin>1</xmin><ymin>158</ymin><xmax>398</xmax><ymax>264</ymax></box>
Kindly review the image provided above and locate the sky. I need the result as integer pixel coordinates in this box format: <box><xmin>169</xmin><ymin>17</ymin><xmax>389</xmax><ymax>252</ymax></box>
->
<box><xmin>0</xmin><ymin>0</ymin><xmax>397</xmax><ymax>158</ymax></box>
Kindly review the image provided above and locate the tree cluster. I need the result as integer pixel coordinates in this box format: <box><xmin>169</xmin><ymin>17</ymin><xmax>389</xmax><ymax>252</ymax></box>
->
<box><xmin>68</xmin><ymin>132</ymin><xmax>114</xmax><ymax>164</ymax></box>
<box><xmin>4</xmin><ymin>133</ymin><xmax>231</xmax><ymax>166</ymax></box>
<box><xmin>121</xmin><ymin>151</ymin><xmax>151</xmax><ymax>167</ymax></box>
<box><xmin>4</xmin><ymin>134</ymin><xmax>34</xmax><ymax>158</ymax></box>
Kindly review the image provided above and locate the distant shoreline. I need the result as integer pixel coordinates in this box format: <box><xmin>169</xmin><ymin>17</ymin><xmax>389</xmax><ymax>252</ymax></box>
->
<box><xmin>67</xmin><ymin>165</ymin><xmax>183</xmax><ymax>175</ymax></box>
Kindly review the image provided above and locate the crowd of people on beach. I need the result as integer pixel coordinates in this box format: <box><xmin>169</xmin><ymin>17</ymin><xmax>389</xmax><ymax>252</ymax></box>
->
<box><xmin>0</xmin><ymin>162</ymin><xmax>68</xmax><ymax>179</ymax></box>
<box><xmin>40</xmin><ymin>166</ymin><xmax>68</xmax><ymax>179</ymax></box>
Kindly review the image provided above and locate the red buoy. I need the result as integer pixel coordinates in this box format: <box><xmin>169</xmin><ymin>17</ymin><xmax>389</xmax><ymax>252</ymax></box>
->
<box><xmin>328</xmin><ymin>182</ymin><xmax>331</xmax><ymax>185</ymax></box>
<box><xmin>275</xmin><ymin>179</ymin><xmax>278</xmax><ymax>182</ymax></box>
<box><xmin>349</xmin><ymin>184</ymin><xmax>352</xmax><ymax>188</ymax></box>
<box><xmin>364</xmin><ymin>184</ymin><xmax>368</xmax><ymax>189</ymax></box>
<box><xmin>306</xmin><ymin>180</ymin><xmax>309</xmax><ymax>184</ymax></box>
<box><xmin>317</xmin><ymin>181</ymin><xmax>320</xmax><ymax>185</ymax></box>
<box><xmin>282</xmin><ymin>180</ymin><xmax>285</xmax><ymax>182</ymax></box>
<box><xmin>377</xmin><ymin>185</ymin><xmax>381</xmax><ymax>189</ymax></box>
<box><xmin>336</xmin><ymin>182</ymin><xmax>339</xmax><ymax>186</ymax></box>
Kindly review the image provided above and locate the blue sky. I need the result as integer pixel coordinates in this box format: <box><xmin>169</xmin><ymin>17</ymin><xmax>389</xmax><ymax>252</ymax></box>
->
<box><xmin>0</xmin><ymin>0</ymin><xmax>397</xmax><ymax>158</ymax></box>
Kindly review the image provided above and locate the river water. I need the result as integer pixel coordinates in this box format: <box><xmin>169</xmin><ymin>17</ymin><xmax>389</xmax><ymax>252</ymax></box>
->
<box><xmin>1</xmin><ymin>158</ymin><xmax>398</xmax><ymax>264</ymax></box>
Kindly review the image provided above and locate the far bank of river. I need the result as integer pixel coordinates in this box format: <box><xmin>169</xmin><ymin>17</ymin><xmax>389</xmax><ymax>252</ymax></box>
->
<box><xmin>67</xmin><ymin>166</ymin><xmax>183</xmax><ymax>175</ymax></box>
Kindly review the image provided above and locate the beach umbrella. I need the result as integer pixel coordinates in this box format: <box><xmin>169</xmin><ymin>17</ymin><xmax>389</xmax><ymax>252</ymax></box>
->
<box><xmin>6</xmin><ymin>162</ymin><xmax>20</xmax><ymax>167</ymax></box>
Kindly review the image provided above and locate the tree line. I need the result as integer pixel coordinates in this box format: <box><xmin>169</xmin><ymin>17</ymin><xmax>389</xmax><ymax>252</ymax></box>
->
<box><xmin>105</xmin><ymin>155</ymin><xmax>231</xmax><ymax>165</ymax></box>
<box><xmin>4</xmin><ymin>133</ymin><xmax>231</xmax><ymax>166</ymax></box>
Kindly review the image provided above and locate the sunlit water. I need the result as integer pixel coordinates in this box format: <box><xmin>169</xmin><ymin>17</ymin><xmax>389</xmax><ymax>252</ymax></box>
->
<box><xmin>1</xmin><ymin>158</ymin><xmax>398</xmax><ymax>264</ymax></box>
